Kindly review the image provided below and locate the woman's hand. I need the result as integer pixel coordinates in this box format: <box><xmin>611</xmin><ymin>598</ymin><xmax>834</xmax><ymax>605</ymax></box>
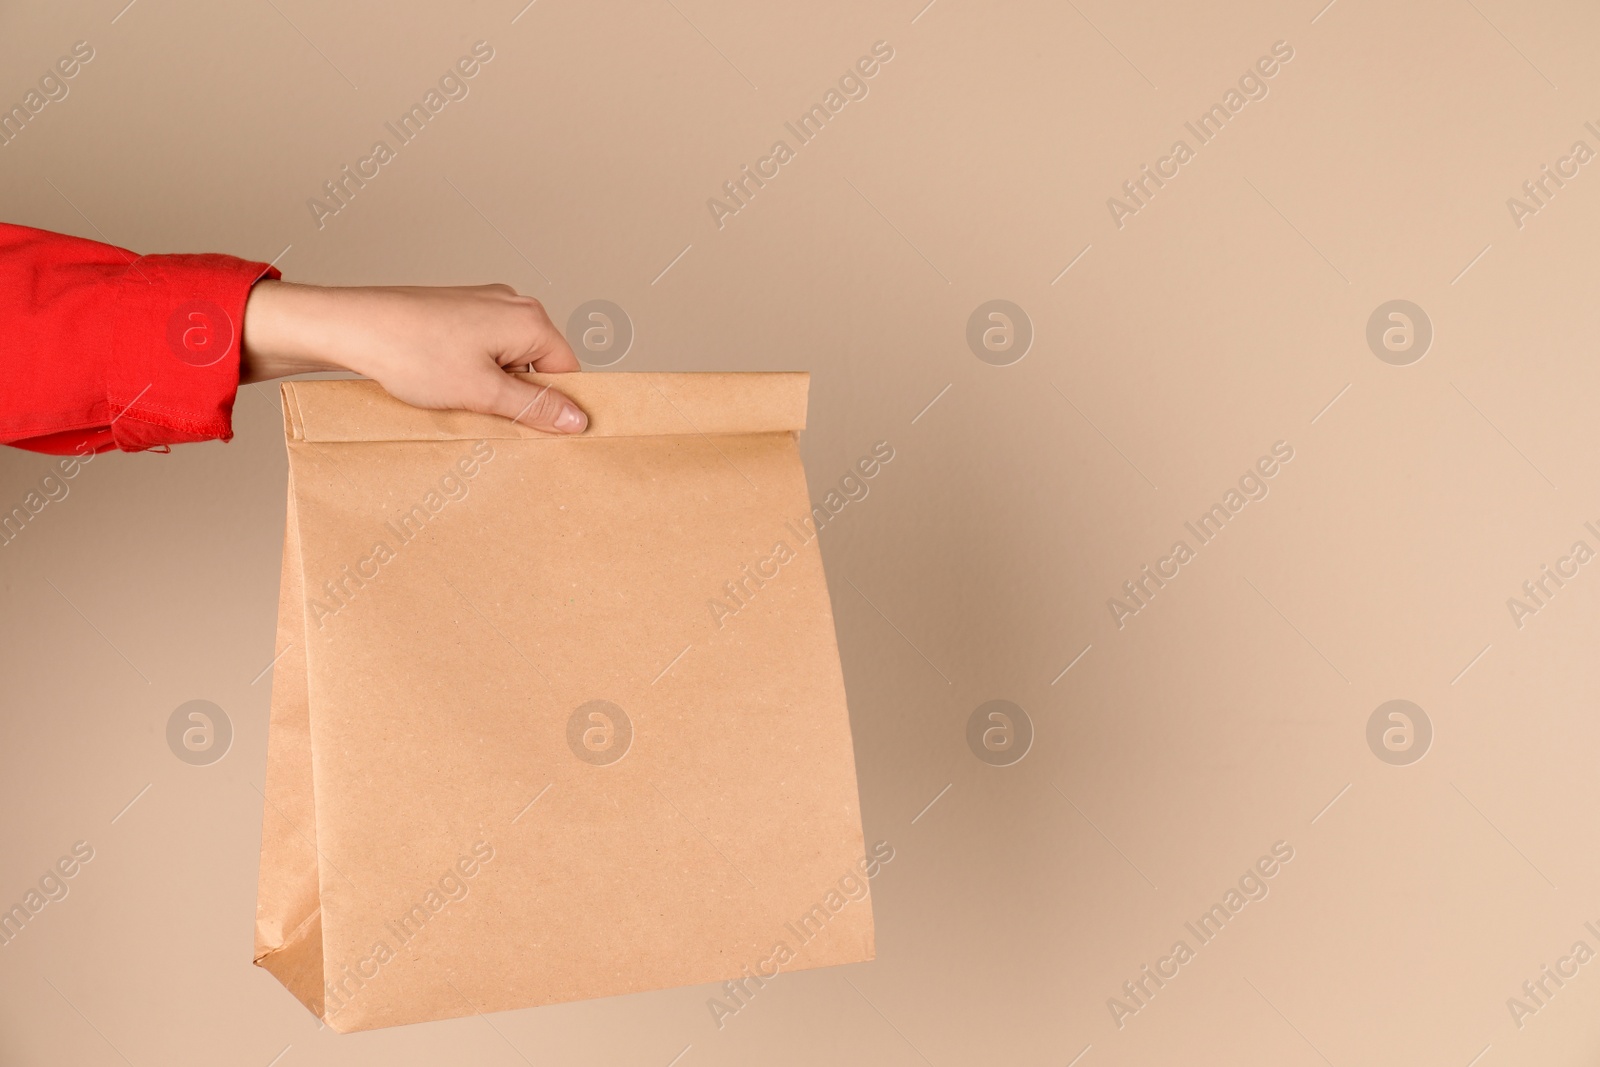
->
<box><xmin>240</xmin><ymin>281</ymin><xmax>587</xmax><ymax>434</ymax></box>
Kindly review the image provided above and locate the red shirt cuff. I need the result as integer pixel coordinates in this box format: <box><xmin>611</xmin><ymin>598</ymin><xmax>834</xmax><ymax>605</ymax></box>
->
<box><xmin>103</xmin><ymin>253</ymin><xmax>280</xmax><ymax>453</ymax></box>
<box><xmin>0</xmin><ymin>221</ymin><xmax>279</xmax><ymax>455</ymax></box>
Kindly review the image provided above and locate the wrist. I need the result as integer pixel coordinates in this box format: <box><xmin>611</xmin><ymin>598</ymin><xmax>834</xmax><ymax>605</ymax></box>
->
<box><xmin>240</xmin><ymin>281</ymin><xmax>344</xmax><ymax>383</ymax></box>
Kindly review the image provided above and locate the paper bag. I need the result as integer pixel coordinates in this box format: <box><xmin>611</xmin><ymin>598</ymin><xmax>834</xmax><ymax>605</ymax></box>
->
<box><xmin>253</xmin><ymin>372</ymin><xmax>875</xmax><ymax>1032</ymax></box>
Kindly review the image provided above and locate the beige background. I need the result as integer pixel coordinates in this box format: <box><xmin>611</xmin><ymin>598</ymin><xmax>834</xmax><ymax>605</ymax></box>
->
<box><xmin>3</xmin><ymin>0</ymin><xmax>1600</xmax><ymax>1063</ymax></box>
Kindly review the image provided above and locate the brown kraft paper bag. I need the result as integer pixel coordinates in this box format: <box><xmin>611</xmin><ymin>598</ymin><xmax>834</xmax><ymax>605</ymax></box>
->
<box><xmin>253</xmin><ymin>372</ymin><xmax>876</xmax><ymax>1032</ymax></box>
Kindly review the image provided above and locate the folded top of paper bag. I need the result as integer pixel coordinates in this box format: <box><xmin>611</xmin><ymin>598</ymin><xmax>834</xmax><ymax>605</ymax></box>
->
<box><xmin>282</xmin><ymin>371</ymin><xmax>811</xmax><ymax>442</ymax></box>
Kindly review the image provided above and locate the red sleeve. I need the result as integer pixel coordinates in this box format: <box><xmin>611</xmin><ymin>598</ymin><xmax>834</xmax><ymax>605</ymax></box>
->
<box><xmin>0</xmin><ymin>222</ymin><xmax>280</xmax><ymax>455</ymax></box>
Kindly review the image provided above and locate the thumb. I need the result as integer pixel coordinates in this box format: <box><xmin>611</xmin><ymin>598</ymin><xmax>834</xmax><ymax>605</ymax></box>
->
<box><xmin>486</xmin><ymin>373</ymin><xmax>588</xmax><ymax>434</ymax></box>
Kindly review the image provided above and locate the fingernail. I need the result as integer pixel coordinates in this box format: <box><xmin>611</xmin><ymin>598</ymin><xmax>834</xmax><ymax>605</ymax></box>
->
<box><xmin>555</xmin><ymin>404</ymin><xmax>587</xmax><ymax>433</ymax></box>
